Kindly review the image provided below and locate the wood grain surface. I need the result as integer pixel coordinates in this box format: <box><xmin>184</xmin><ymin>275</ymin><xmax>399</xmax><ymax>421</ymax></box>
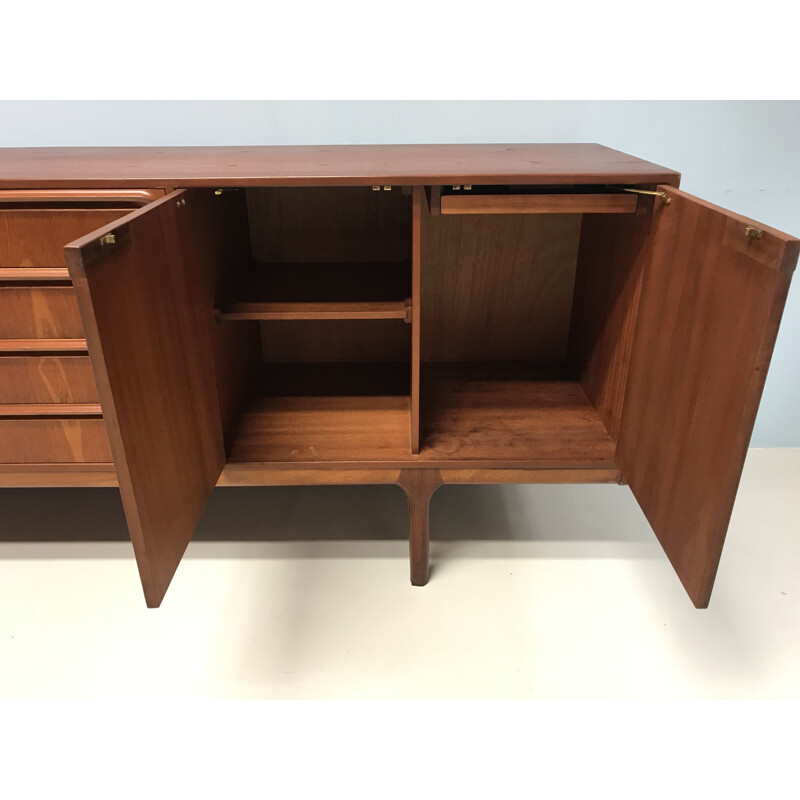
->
<box><xmin>0</xmin><ymin>462</ymin><xmax>117</xmax><ymax>486</ymax></box>
<box><xmin>0</xmin><ymin>189</ymin><xmax>163</xmax><ymax>205</ymax></box>
<box><xmin>217</xmin><ymin>262</ymin><xmax>411</xmax><ymax>320</ymax></box>
<box><xmin>0</xmin><ymin>403</ymin><xmax>102</xmax><ymax>416</ymax></box>
<box><xmin>0</xmin><ymin>418</ymin><xmax>111</xmax><ymax>463</ymax></box>
<box><xmin>569</xmin><ymin>198</ymin><xmax>655</xmax><ymax>440</ymax></box>
<box><xmin>420</xmin><ymin>209</ymin><xmax>581</xmax><ymax>362</ymax></box>
<box><xmin>229</xmin><ymin>396</ymin><xmax>412</xmax><ymax>464</ymax></box>
<box><xmin>0</xmin><ymin>338</ymin><xmax>88</xmax><ymax>353</ymax></box>
<box><xmin>0</xmin><ymin>286</ymin><xmax>85</xmax><ymax>339</ymax></box>
<box><xmin>0</xmin><ymin>144</ymin><xmax>681</xmax><ymax>188</ymax></box>
<box><xmin>397</xmin><ymin>469</ymin><xmax>443</xmax><ymax>585</ymax></box>
<box><xmin>0</xmin><ymin>355</ymin><xmax>99</xmax><ymax>403</ymax></box>
<box><xmin>64</xmin><ymin>189</ymin><xmax>230</xmax><ymax>607</ymax></box>
<box><xmin>410</xmin><ymin>188</ymin><xmax>423</xmax><ymax>453</ymax></box>
<box><xmin>247</xmin><ymin>187</ymin><xmax>411</xmax><ymax>262</ymax></box>
<box><xmin>618</xmin><ymin>186</ymin><xmax>799</xmax><ymax>607</ymax></box>
<box><xmin>440</xmin><ymin>193</ymin><xmax>638</xmax><ymax>215</ymax></box>
<box><xmin>0</xmin><ymin>209</ymin><xmax>131</xmax><ymax>268</ymax></box>
<box><xmin>226</xmin><ymin>363</ymin><xmax>616</xmax><ymax>469</ymax></box>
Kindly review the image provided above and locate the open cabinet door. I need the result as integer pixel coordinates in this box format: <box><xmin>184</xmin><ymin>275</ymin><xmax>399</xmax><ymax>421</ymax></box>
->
<box><xmin>64</xmin><ymin>189</ymin><xmax>244</xmax><ymax>607</ymax></box>
<box><xmin>618</xmin><ymin>186</ymin><xmax>798</xmax><ymax>608</ymax></box>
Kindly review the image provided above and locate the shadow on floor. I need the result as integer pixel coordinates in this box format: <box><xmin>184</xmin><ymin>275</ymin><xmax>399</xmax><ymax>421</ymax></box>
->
<box><xmin>0</xmin><ymin>482</ymin><xmax>654</xmax><ymax>548</ymax></box>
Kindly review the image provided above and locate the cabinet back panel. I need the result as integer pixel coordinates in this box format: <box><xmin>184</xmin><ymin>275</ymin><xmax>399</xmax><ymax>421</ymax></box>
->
<box><xmin>260</xmin><ymin>319</ymin><xmax>411</xmax><ymax>363</ymax></box>
<box><xmin>420</xmin><ymin>210</ymin><xmax>581</xmax><ymax>362</ymax></box>
<box><xmin>246</xmin><ymin>187</ymin><xmax>411</xmax><ymax>264</ymax></box>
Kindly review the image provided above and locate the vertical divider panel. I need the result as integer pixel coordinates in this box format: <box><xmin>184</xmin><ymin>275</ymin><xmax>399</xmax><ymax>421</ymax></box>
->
<box><xmin>410</xmin><ymin>187</ymin><xmax>423</xmax><ymax>453</ymax></box>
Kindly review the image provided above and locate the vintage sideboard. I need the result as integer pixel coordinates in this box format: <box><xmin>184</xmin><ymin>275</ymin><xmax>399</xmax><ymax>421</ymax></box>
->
<box><xmin>0</xmin><ymin>144</ymin><xmax>796</xmax><ymax>608</ymax></box>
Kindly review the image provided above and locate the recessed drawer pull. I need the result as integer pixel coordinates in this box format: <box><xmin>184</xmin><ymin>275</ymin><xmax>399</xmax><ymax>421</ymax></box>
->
<box><xmin>0</xmin><ymin>403</ymin><xmax>103</xmax><ymax>417</ymax></box>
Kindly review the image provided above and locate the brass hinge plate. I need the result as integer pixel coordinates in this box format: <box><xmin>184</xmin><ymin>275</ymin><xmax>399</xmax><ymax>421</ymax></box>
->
<box><xmin>623</xmin><ymin>188</ymin><xmax>671</xmax><ymax>205</ymax></box>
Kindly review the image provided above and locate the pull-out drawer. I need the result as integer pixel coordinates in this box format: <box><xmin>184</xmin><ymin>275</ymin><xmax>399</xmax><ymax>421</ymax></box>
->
<box><xmin>436</xmin><ymin>185</ymin><xmax>640</xmax><ymax>215</ymax></box>
<box><xmin>0</xmin><ymin>355</ymin><xmax>99</xmax><ymax>404</ymax></box>
<box><xmin>0</xmin><ymin>285</ymin><xmax>84</xmax><ymax>339</ymax></box>
<box><xmin>0</xmin><ymin>417</ymin><xmax>112</xmax><ymax>463</ymax></box>
<box><xmin>0</xmin><ymin>189</ymin><xmax>164</xmax><ymax>269</ymax></box>
<box><xmin>0</xmin><ymin>208</ymin><xmax>132</xmax><ymax>269</ymax></box>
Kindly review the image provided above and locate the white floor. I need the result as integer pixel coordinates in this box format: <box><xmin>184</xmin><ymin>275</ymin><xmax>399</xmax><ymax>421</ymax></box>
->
<box><xmin>0</xmin><ymin>448</ymin><xmax>798</xmax><ymax>699</ymax></box>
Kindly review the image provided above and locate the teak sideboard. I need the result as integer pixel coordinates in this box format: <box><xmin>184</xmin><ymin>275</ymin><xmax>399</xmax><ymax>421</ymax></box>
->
<box><xmin>0</xmin><ymin>144</ymin><xmax>796</xmax><ymax>608</ymax></box>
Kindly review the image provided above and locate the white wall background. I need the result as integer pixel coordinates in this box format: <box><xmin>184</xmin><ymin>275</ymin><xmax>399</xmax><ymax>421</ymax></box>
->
<box><xmin>0</xmin><ymin>100</ymin><xmax>797</xmax><ymax>446</ymax></box>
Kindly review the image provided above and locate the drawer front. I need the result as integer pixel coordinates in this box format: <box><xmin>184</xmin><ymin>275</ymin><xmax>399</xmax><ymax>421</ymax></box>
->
<box><xmin>0</xmin><ymin>417</ymin><xmax>112</xmax><ymax>463</ymax></box>
<box><xmin>0</xmin><ymin>286</ymin><xmax>84</xmax><ymax>338</ymax></box>
<box><xmin>0</xmin><ymin>355</ymin><xmax>99</xmax><ymax>403</ymax></box>
<box><xmin>0</xmin><ymin>208</ymin><xmax>131</xmax><ymax>268</ymax></box>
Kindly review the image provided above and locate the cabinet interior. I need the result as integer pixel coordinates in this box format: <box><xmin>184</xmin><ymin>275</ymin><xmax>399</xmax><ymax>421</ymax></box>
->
<box><xmin>210</xmin><ymin>185</ymin><xmax>648</xmax><ymax>466</ymax></box>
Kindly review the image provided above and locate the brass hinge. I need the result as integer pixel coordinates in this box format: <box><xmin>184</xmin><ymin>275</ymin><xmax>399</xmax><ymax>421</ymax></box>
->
<box><xmin>99</xmin><ymin>233</ymin><xmax>116</xmax><ymax>246</ymax></box>
<box><xmin>745</xmin><ymin>225</ymin><xmax>764</xmax><ymax>242</ymax></box>
<box><xmin>623</xmin><ymin>188</ymin><xmax>672</xmax><ymax>205</ymax></box>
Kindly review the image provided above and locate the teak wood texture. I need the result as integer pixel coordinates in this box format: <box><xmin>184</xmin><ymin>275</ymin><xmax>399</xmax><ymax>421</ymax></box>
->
<box><xmin>440</xmin><ymin>192</ymin><xmax>638</xmax><ymax>215</ymax></box>
<box><xmin>0</xmin><ymin>418</ymin><xmax>111</xmax><ymax>463</ymax></box>
<box><xmin>217</xmin><ymin>262</ymin><xmax>411</xmax><ymax>321</ymax></box>
<box><xmin>0</xmin><ymin>355</ymin><xmax>99</xmax><ymax>404</ymax></box>
<box><xmin>64</xmin><ymin>190</ymin><xmax>233</xmax><ymax>607</ymax></box>
<box><xmin>0</xmin><ymin>144</ymin><xmax>680</xmax><ymax>188</ymax></box>
<box><xmin>618</xmin><ymin>187</ymin><xmax>799</xmax><ymax>608</ymax></box>
<box><xmin>0</xmin><ymin>209</ymin><xmax>131</xmax><ymax>268</ymax></box>
<box><xmin>0</xmin><ymin>143</ymin><xmax>796</xmax><ymax>613</ymax></box>
<box><xmin>0</xmin><ymin>286</ymin><xmax>85</xmax><ymax>339</ymax></box>
<box><xmin>569</xmin><ymin>198</ymin><xmax>655</xmax><ymax>441</ymax></box>
<box><xmin>420</xmin><ymin>211</ymin><xmax>581</xmax><ymax>362</ymax></box>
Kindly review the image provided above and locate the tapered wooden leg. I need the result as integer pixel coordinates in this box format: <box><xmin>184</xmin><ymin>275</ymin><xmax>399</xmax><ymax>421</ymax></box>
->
<box><xmin>397</xmin><ymin>469</ymin><xmax>442</xmax><ymax>586</ymax></box>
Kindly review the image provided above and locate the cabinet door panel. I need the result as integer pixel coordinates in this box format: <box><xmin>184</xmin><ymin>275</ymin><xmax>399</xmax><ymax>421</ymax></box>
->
<box><xmin>64</xmin><ymin>189</ymin><xmax>240</xmax><ymax>607</ymax></box>
<box><xmin>618</xmin><ymin>187</ymin><xmax>798</xmax><ymax>607</ymax></box>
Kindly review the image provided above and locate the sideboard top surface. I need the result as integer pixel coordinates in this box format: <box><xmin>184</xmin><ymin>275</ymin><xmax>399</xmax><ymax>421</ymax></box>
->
<box><xmin>0</xmin><ymin>143</ymin><xmax>680</xmax><ymax>188</ymax></box>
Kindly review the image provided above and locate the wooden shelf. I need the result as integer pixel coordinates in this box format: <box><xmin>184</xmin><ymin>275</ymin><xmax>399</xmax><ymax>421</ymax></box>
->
<box><xmin>216</xmin><ymin>262</ymin><xmax>411</xmax><ymax>321</ymax></box>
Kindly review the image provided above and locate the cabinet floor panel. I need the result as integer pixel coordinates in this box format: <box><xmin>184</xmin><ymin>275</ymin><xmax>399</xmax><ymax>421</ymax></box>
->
<box><xmin>227</xmin><ymin>363</ymin><xmax>615</xmax><ymax>468</ymax></box>
<box><xmin>420</xmin><ymin>363</ymin><xmax>616</xmax><ymax>467</ymax></box>
<box><xmin>228</xmin><ymin>395</ymin><xmax>412</xmax><ymax>463</ymax></box>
